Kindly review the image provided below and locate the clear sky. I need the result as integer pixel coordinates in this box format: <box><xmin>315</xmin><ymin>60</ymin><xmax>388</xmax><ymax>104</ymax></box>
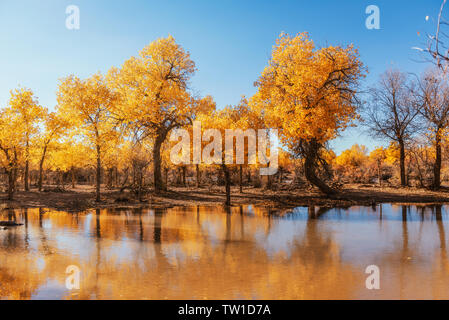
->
<box><xmin>0</xmin><ymin>0</ymin><xmax>442</xmax><ymax>153</ymax></box>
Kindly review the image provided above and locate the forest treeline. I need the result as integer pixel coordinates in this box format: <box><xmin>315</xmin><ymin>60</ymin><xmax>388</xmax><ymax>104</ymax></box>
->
<box><xmin>1</xmin><ymin>31</ymin><xmax>449</xmax><ymax>205</ymax></box>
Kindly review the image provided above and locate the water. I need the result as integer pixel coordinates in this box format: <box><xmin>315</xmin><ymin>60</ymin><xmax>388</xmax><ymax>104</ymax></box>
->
<box><xmin>0</xmin><ymin>204</ymin><xmax>449</xmax><ymax>300</ymax></box>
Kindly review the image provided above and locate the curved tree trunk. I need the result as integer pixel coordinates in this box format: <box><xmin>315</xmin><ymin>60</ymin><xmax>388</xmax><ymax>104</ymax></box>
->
<box><xmin>304</xmin><ymin>156</ymin><xmax>336</xmax><ymax>195</ymax></box>
<box><xmin>302</xmin><ymin>140</ymin><xmax>336</xmax><ymax>196</ymax></box>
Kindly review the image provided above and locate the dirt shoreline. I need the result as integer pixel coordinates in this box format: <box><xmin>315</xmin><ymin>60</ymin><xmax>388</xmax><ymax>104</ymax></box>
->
<box><xmin>1</xmin><ymin>184</ymin><xmax>449</xmax><ymax>212</ymax></box>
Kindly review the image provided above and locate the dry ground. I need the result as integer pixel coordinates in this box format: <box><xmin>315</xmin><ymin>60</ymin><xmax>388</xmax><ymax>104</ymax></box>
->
<box><xmin>1</xmin><ymin>183</ymin><xmax>449</xmax><ymax>211</ymax></box>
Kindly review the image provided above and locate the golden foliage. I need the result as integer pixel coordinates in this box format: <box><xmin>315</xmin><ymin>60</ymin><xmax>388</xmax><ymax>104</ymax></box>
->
<box><xmin>251</xmin><ymin>32</ymin><xmax>366</xmax><ymax>150</ymax></box>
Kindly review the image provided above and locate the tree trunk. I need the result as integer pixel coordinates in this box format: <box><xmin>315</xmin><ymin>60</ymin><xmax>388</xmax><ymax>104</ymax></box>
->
<box><xmin>153</xmin><ymin>130</ymin><xmax>167</xmax><ymax>194</ymax></box>
<box><xmin>71</xmin><ymin>167</ymin><xmax>76</xmax><ymax>189</ymax></box>
<box><xmin>164</xmin><ymin>167</ymin><xmax>169</xmax><ymax>190</ymax></box>
<box><xmin>265</xmin><ymin>173</ymin><xmax>272</xmax><ymax>190</ymax></box>
<box><xmin>182</xmin><ymin>166</ymin><xmax>186</xmax><ymax>187</ymax></box>
<box><xmin>57</xmin><ymin>170</ymin><xmax>62</xmax><ymax>188</ymax></box>
<box><xmin>399</xmin><ymin>140</ymin><xmax>406</xmax><ymax>187</ymax></box>
<box><xmin>177</xmin><ymin>167</ymin><xmax>182</xmax><ymax>185</ymax></box>
<box><xmin>302</xmin><ymin>140</ymin><xmax>336</xmax><ymax>195</ymax></box>
<box><xmin>196</xmin><ymin>164</ymin><xmax>200</xmax><ymax>188</ymax></box>
<box><xmin>7</xmin><ymin>169</ymin><xmax>14</xmax><ymax>201</ymax></box>
<box><xmin>218</xmin><ymin>167</ymin><xmax>223</xmax><ymax>185</ymax></box>
<box><xmin>377</xmin><ymin>160</ymin><xmax>382</xmax><ymax>187</ymax></box>
<box><xmin>13</xmin><ymin>164</ymin><xmax>17</xmax><ymax>193</ymax></box>
<box><xmin>304</xmin><ymin>158</ymin><xmax>335</xmax><ymax>195</ymax></box>
<box><xmin>24</xmin><ymin>160</ymin><xmax>29</xmax><ymax>191</ymax></box>
<box><xmin>24</xmin><ymin>139</ymin><xmax>29</xmax><ymax>191</ymax></box>
<box><xmin>38</xmin><ymin>145</ymin><xmax>48</xmax><ymax>192</ymax></box>
<box><xmin>107</xmin><ymin>167</ymin><xmax>113</xmax><ymax>188</ymax></box>
<box><xmin>221</xmin><ymin>164</ymin><xmax>231</xmax><ymax>206</ymax></box>
<box><xmin>96</xmin><ymin>144</ymin><xmax>101</xmax><ymax>202</ymax></box>
<box><xmin>138</xmin><ymin>170</ymin><xmax>143</xmax><ymax>202</ymax></box>
<box><xmin>239</xmin><ymin>164</ymin><xmax>243</xmax><ymax>193</ymax></box>
<box><xmin>434</xmin><ymin>131</ymin><xmax>442</xmax><ymax>190</ymax></box>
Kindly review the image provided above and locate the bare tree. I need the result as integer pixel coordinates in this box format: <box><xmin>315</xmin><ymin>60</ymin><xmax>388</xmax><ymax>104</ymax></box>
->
<box><xmin>364</xmin><ymin>69</ymin><xmax>419</xmax><ymax>186</ymax></box>
<box><xmin>418</xmin><ymin>0</ymin><xmax>449</xmax><ymax>69</ymax></box>
<box><xmin>413</xmin><ymin>68</ymin><xmax>449</xmax><ymax>189</ymax></box>
<box><xmin>409</xmin><ymin>139</ymin><xmax>434</xmax><ymax>188</ymax></box>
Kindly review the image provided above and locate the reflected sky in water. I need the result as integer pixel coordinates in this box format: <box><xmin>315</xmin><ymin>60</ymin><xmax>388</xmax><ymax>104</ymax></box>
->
<box><xmin>1</xmin><ymin>204</ymin><xmax>449</xmax><ymax>300</ymax></box>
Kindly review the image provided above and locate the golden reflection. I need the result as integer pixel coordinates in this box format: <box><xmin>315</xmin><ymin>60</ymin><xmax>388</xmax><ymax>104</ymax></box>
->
<box><xmin>0</xmin><ymin>205</ymin><xmax>448</xmax><ymax>299</ymax></box>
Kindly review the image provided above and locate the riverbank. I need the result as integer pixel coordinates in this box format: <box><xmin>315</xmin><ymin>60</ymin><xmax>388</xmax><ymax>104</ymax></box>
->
<box><xmin>1</xmin><ymin>184</ymin><xmax>449</xmax><ymax>211</ymax></box>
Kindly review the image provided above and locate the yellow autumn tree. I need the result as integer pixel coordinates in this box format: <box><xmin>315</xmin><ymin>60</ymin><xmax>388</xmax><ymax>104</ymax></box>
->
<box><xmin>34</xmin><ymin>111</ymin><xmax>68</xmax><ymax>191</ymax></box>
<box><xmin>57</xmin><ymin>73</ymin><xmax>118</xmax><ymax>201</ymax></box>
<box><xmin>191</xmin><ymin>95</ymin><xmax>217</xmax><ymax>189</ymax></box>
<box><xmin>369</xmin><ymin>146</ymin><xmax>387</xmax><ymax>186</ymax></box>
<box><xmin>333</xmin><ymin>144</ymin><xmax>369</xmax><ymax>183</ymax></box>
<box><xmin>108</xmin><ymin>35</ymin><xmax>196</xmax><ymax>193</ymax></box>
<box><xmin>197</xmin><ymin>107</ymin><xmax>234</xmax><ymax>205</ymax></box>
<box><xmin>335</xmin><ymin>144</ymin><xmax>368</xmax><ymax>168</ymax></box>
<box><xmin>251</xmin><ymin>32</ymin><xmax>366</xmax><ymax>194</ymax></box>
<box><xmin>384</xmin><ymin>143</ymin><xmax>400</xmax><ymax>166</ymax></box>
<box><xmin>277</xmin><ymin>149</ymin><xmax>295</xmax><ymax>183</ymax></box>
<box><xmin>46</xmin><ymin>141</ymin><xmax>90</xmax><ymax>188</ymax></box>
<box><xmin>195</xmin><ymin>101</ymin><xmax>264</xmax><ymax>205</ymax></box>
<box><xmin>0</xmin><ymin>108</ymin><xmax>24</xmax><ymax>200</ymax></box>
<box><xmin>113</xmin><ymin>138</ymin><xmax>153</xmax><ymax>200</ymax></box>
<box><xmin>8</xmin><ymin>88</ymin><xmax>46</xmax><ymax>191</ymax></box>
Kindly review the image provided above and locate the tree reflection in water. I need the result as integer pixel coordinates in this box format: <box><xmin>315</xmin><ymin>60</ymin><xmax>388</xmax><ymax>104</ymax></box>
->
<box><xmin>0</xmin><ymin>204</ymin><xmax>448</xmax><ymax>299</ymax></box>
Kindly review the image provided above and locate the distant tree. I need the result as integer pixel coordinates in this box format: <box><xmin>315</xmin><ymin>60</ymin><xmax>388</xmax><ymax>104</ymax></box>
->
<box><xmin>364</xmin><ymin>69</ymin><xmax>419</xmax><ymax>187</ymax></box>
<box><xmin>35</xmin><ymin>111</ymin><xmax>67</xmax><ymax>191</ymax></box>
<box><xmin>409</xmin><ymin>141</ymin><xmax>434</xmax><ymax>188</ymax></box>
<box><xmin>333</xmin><ymin>144</ymin><xmax>369</xmax><ymax>183</ymax></box>
<box><xmin>197</xmin><ymin>107</ymin><xmax>236</xmax><ymax>206</ymax></box>
<box><xmin>369</xmin><ymin>147</ymin><xmax>387</xmax><ymax>186</ymax></box>
<box><xmin>335</xmin><ymin>144</ymin><xmax>368</xmax><ymax>168</ymax></box>
<box><xmin>413</xmin><ymin>68</ymin><xmax>449</xmax><ymax>189</ymax></box>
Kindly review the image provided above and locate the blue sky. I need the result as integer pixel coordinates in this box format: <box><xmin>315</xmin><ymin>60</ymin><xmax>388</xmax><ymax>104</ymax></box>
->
<box><xmin>0</xmin><ymin>0</ymin><xmax>442</xmax><ymax>153</ymax></box>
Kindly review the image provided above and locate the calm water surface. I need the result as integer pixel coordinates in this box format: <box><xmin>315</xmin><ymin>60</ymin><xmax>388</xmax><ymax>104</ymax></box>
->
<box><xmin>1</xmin><ymin>204</ymin><xmax>449</xmax><ymax>300</ymax></box>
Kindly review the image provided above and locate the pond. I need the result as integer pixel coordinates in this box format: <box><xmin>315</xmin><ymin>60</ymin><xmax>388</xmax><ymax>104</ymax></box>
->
<box><xmin>0</xmin><ymin>204</ymin><xmax>448</xmax><ymax>299</ymax></box>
